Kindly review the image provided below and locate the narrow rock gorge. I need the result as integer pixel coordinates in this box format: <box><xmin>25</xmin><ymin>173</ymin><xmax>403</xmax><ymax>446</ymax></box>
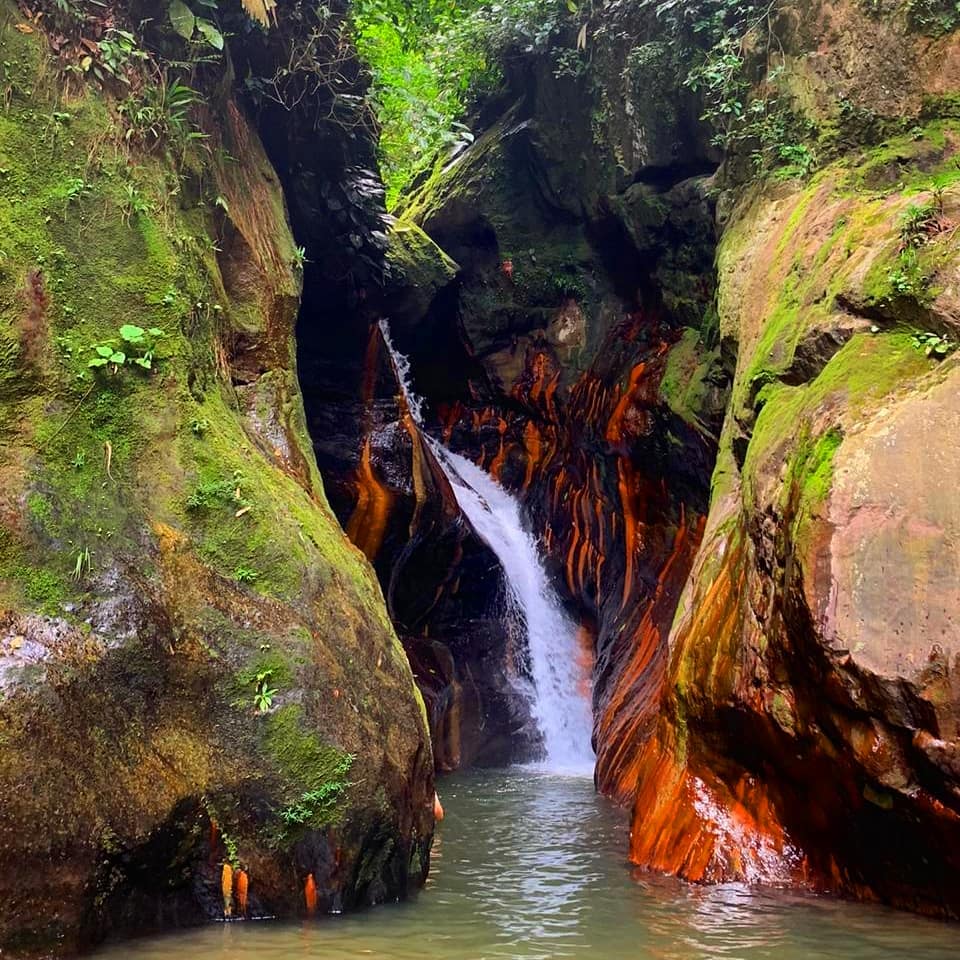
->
<box><xmin>1</xmin><ymin>0</ymin><xmax>960</xmax><ymax>956</ymax></box>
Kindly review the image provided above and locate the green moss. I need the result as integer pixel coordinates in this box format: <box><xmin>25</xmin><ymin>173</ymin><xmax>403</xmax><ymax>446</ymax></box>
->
<box><xmin>844</xmin><ymin>121</ymin><xmax>960</xmax><ymax>195</ymax></box>
<box><xmin>743</xmin><ymin>332</ymin><xmax>930</xmax><ymax>511</ymax></box>
<box><xmin>659</xmin><ymin>328</ymin><xmax>717</xmax><ymax>428</ymax></box>
<box><xmin>800</xmin><ymin>427</ymin><xmax>842</xmax><ymax>508</ymax></box>
<box><xmin>263</xmin><ymin>705</ymin><xmax>355</xmax><ymax>828</ymax></box>
<box><xmin>771</xmin><ymin>692</ymin><xmax>796</xmax><ymax>734</ymax></box>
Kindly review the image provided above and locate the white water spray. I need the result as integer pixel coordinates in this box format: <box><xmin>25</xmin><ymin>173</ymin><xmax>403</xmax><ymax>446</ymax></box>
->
<box><xmin>379</xmin><ymin>322</ymin><xmax>595</xmax><ymax>775</ymax></box>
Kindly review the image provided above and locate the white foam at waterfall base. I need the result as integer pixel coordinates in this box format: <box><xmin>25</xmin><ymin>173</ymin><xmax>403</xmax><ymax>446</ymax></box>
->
<box><xmin>379</xmin><ymin>320</ymin><xmax>595</xmax><ymax>775</ymax></box>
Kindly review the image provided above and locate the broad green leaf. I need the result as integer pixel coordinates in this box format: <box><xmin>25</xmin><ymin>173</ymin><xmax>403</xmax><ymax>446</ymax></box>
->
<box><xmin>96</xmin><ymin>345</ymin><xmax>114</xmax><ymax>357</ymax></box>
<box><xmin>119</xmin><ymin>324</ymin><xmax>145</xmax><ymax>343</ymax></box>
<box><xmin>168</xmin><ymin>0</ymin><xmax>196</xmax><ymax>40</ymax></box>
<box><xmin>110</xmin><ymin>351</ymin><xmax>126</xmax><ymax>364</ymax></box>
<box><xmin>88</xmin><ymin>357</ymin><xmax>109</xmax><ymax>368</ymax></box>
<box><xmin>196</xmin><ymin>19</ymin><xmax>224</xmax><ymax>50</ymax></box>
<box><xmin>147</xmin><ymin>327</ymin><xmax>165</xmax><ymax>337</ymax></box>
<box><xmin>134</xmin><ymin>356</ymin><xmax>152</xmax><ymax>369</ymax></box>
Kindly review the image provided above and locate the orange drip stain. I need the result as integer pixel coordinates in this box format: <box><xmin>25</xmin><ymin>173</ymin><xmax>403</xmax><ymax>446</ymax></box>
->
<box><xmin>522</xmin><ymin>421</ymin><xmax>542</xmax><ymax>491</ymax></box>
<box><xmin>235</xmin><ymin>869</ymin><xmax>249</xmax><ymax>916</ymax></box>
<box><xmin>617</xmin><ymin>459</ymin><xmax>637</xmax><ymax>610</ymax></box>
<box><xmin>304</xmin><ymin>873</ymin><xmax>318</xmax><ymax>915</ymax></box>
<box><xmin>606</xmin><ymin>363</ymin><xmax>646</xmax><ymax>447</ymax></box>
<box><xmin>575</xmin><ymin>622</ymin><xmax>597</xmax><ymax>700</ymax></box>
<box><xmin>343</xmin><ymin>323</ymin><xmax>397</xmax><ymax>560</ymax></box>
<box><xmin>221</xmin><ymin>864</ymin><xmax>234</xmax><ymax>917</ymax></box>
<box><xmin>345</xmin><ymin>437</ymin><xmax>393</xmax><ymax>560</ymax></box>
<box><xmin>488</xmin><ymin>418</ymin><xmax>508</xmax><ymax>481</ymax></box>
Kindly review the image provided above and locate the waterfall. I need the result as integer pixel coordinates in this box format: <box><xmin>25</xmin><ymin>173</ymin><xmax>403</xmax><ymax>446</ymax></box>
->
<box><xmin>379</xmin><ymin>322</ymin><xmax>595</xmax><ymax>775</ymax></box>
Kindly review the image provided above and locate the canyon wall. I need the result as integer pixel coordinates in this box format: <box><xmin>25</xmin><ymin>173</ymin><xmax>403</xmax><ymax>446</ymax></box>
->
<box><xmin>0</xmin><ymin>3</ymin><xmax>433</xmax><ymax>954</ymax></box>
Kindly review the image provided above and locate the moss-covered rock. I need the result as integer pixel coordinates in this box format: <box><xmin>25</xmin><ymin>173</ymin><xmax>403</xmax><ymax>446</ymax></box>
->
<box><xmin>0</xmin><ymin>7</ymin><xmax>433</xmax><ymax>955</ymax></box>
<box><xmin>629</xmin><ymin>101</ymin><xmax>960</xmax><ymax>916</ymax></box>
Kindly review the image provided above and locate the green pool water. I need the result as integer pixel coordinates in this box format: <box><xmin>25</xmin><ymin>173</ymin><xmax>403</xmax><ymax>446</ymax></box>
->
<box><xmin>93</xmin><ymin>769</ymin><xmax>959</xmax><ymax>959</ymax></box>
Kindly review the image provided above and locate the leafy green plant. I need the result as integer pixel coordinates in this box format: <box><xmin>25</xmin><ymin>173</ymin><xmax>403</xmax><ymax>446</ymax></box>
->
<box><xmin>119</xmin><ymin>79</ymin><xmax>205</xmax><ymax>148</ymax></box>
<box><xmin>168</xmin><ymin>0</ymin><xmax>226</xmax><ymax>51</ymax></box>
<box><xmin>907</xmin><ymin>0</ymin><xmax>960</xmax><ymax>35</ymax></box>
<box><xmin>72</xmin><ymin>545</ymin><xmax>91</xmax><ymax>582</ymax></box>
<box><xmin>186</xmin><ymin>471</ymin><xmax>248</xmax><ymax>511</ymax></box>
<box><xmin>234</xmin><ymin>565</ymin><xmax>259</xmax><ymax>584</ymax></box>
<box><xmin>278</xmin><ymin>776</ymin><xmax>354</xmax><ymax>827</ymax></box>
<box><xmin>292</xmin><ymin>245</ymin><xmax>309</xmax><ymax>270</ymax></box>
<box><xmin>911</xmin><ymin>331</ymin><xmax>956</xmax><ymax>359</ymax></box>
<box><xmin>190</xmin><ymin>417</ymin><xmax>210</xmax><ymax>436</ymax></box>
<box><xmin>120</xmin><ymin>182</ymin><xmax>153</xmax><ymax>223</ymax></box>
<box><xmin>253</xmin><ymin>669</ymin><xmax>279</xmax><ymax>713</ymax></box>
<box><xmin>899</xmin><ymin>195</ymin><xmax>948</xmax><ymax>249</ymax></box>
<box><xmin>96</xmin><ymin>29</ymin><xmax>150</xmax><ymax>83</ymax></box>
<box><xmin>353</xmin><ymin>0</ymin><xmax>569</xmax><ymax>205</ymax></box>
<box><xmin>89</xmin><ymin>325</ymin><xmax>164</xmax><ymax>371</ymax></box>
<box><xmin>887</xmin><ymin>247</ymin><xmax>931</xmax><ymax>302</ymax></box>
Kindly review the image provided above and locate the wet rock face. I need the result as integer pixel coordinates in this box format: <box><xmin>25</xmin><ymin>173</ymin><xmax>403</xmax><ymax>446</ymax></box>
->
<box><xmin>298</xmin><ymin>316</ymin><xmax>541</xmax><ymax>769</ymax></box>
<box><xmin>0</xmin><ymin>6</ymin><xmax>433</xmax><ymax>955</ymax></box>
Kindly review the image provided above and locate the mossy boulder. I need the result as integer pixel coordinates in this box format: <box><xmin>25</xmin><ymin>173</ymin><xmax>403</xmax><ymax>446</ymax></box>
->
<box><xmin>0</xmin><ymin>8</ymin><xmax>432</xmax><ymax>955</ymax></box>
<box><xmin>629</xmin><ymin>109</ymin><xmax>960</xmax><ymax>915</ymax></box>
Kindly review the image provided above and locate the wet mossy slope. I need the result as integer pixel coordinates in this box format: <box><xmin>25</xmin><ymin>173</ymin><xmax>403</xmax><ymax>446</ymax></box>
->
<box><xmin>0</xmin><ymin>6</ymin><xmax>432</xmax><ymax>955</ymax></box>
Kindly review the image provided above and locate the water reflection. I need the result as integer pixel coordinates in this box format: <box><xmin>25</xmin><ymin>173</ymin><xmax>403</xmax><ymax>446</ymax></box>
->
<box><xmin>94</xmin><ymin>769</ymin><xmax>958</xmax><ymax>960</ymax></box>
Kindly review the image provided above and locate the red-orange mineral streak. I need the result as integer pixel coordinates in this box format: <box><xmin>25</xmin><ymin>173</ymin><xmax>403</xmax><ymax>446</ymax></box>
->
<box><xmin>488</xmin><ymin>418</ymin><xmax>508</xmax><ymax>481</ymax></box>
<box><xmin>234</xmin><ymin>869</ymin><xmax>249</xmax><ymax>916</ymax></box>
<box><xmin>624</xmin><ymin>529</ymin><xmax>804</xmax><ymax>886</ymax></box>
<box><xmin>345</xmin><ymin>324</ymin><xmax>394</xmax><ymax>560</ymax></box>
<box><xmin>221</xmin><ymin>863</ymin><xmax>234</xmax><ymax>917</ymax></box>
<box><xmin>606</xmin><ymin>363</ymin><xmax>648</xmax><ymax>450</ymax></box>
<box><xmin>595</xmin><ymin>511</ymin><xmax>705</xmax><ymax>802</ymax></box>
<box><xmin>346</xmin><ymin>437</ymin><xmax>393</xmax><ymax>560</ymax></box>
<box><xmin>304</xmin><ymin>873</ymin><xmax>318</xmax><ymax>914</ymax></box>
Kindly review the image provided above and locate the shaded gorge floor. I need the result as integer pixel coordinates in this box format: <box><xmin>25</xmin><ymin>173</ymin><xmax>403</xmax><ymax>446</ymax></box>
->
<box><xmin>93</xmin><ymin>770</ymin><xmax>958</xmax><ymax>959</ymax></box>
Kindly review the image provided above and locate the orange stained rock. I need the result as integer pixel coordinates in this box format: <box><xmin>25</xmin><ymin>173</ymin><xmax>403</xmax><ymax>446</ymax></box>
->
<box><xmin>628</xmin><ymin>729</ymin><xmax>804</xmax><ymax>886</ymax></box>
<box><xmin>617</xmin><ymin>459</ymin><xmax>638</xmax><ymax>610</ymax></box>
<box><xmin>606</xmin><ymin>363</ymin><xmax>647</xmax><ymax>448</ymax></box>
<box><xmin>596</xmin><ymin>511</ymin><xmax>706</xmax><ymax>800</ymax></box>
<box><xmin>575</xmin><ymin>622</ymin><xmax>597</xmax><ymax>700</ymax></box>
<box><xmin>522</xmin><ymin>421</ymin><xmax>542</xmax><ymax>490</ymax></box>
<box><xmin>433</xmin><ymin>792</ymin><xmax>445</xmax><ymax>822</ymax></box>
<box><xmin>235</xmin><ymin>869</ymin><xmax>249</xmax><ymax>916</ymax></box>
<box><xmin>488</xmin><ymin>418</ymin><xmax>508</xmax><ymax>481</ymax></box>
<box><xmin>221</xmin><ymin>863</ymin><xmax>234</xmax><ymax>917</ymax></box>
<box><xmin>304</xmin><ymin>873</ymin><xmax>318</xmax><ymax>914</ymax></box>
<box><xmin>345</xmin><ymin>437</ymin><xmax>393</xmax><ymax>561</ymax></box>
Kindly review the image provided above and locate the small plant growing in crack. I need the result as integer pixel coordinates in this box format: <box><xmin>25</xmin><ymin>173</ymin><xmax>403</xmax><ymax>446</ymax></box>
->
<box><xmin>72</xmin><ymin>546</ymin><xmax>91</xmax><ymax>582</ymax></box>
<box><xmin>911</xmin><ymin>331</ymin><xmax>956</xmax><ymax>359</ymax></box>
<box><xmin>89</xmin><ymin>324</ymin><xmax>164</xmax><ymax>372</ymax></box>
<box><xmin>252</xmin><ymin>669</ymin><xmax>278</xmax><ymax>714</ymax></box>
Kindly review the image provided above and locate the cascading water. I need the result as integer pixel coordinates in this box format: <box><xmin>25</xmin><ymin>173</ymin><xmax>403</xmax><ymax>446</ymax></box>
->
<box><xmin>379</xmin><ymin>322</ymin><xmax>595</xmax><ymax>775</ymax></box>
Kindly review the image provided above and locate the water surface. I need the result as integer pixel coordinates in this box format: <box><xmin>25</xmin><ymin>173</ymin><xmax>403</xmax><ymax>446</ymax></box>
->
<box><xmin>95</xmin><ymin>769</ymin><xmax>959</xmax><ymax>960</ymax></box>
